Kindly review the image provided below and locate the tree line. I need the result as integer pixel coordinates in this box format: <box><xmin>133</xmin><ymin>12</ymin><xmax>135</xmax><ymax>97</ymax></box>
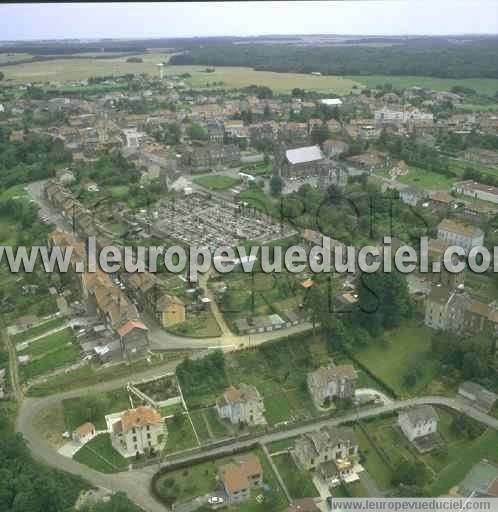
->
<box><xmin>169</xmin><ymin>38</ymin><xmax>498</xmax><ymax>79</ymax></box>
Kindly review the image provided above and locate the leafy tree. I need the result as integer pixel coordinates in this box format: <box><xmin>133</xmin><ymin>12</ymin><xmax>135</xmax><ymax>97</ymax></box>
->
<box><xmin>355</xmin><ymin>269</ymin><xmax>412</xmax><ymax>336</ymax></box>
<box><xmin>0</xmin><ymin>71</ymin><xmax>4</xmax><ymax>81</ymax></box>
<box><xmin>269</xmin><ymin>175</ymin><xmax>283</xmax><ymax>197</ymax></box>
<box><xmin>187</xmin><ymin>123</ymin><xmax>208</xmax><ymax>140</ymax></box>
<box><xmin>310</xmin><ymin>123</ymin><xmax>330</xmax><ymax>147</ymax></box>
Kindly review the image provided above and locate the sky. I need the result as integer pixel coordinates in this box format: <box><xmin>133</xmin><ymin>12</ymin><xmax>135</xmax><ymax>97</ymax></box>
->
<box><xmin>1</xmin><ymin>1</ymin><xmax>498</xmax><ymax>41</ymax></box>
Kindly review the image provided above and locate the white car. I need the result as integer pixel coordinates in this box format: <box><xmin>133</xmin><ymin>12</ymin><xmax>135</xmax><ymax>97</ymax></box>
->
<box><xmin>208</xmin><ymin>496</ymin><xmax>224</xmax><ymax>505</ymax></box>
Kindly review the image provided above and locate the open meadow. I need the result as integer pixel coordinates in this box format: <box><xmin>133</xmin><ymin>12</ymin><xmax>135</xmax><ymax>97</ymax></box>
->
<box><xmin>2</xmin><ymin>51</ymin><xmax>360</xmax><ymax>93</ymax></box>
<box><xmin>346</xmin><ymin>75</ymin><xmax>498</xmax><ymax>96</ymax></box>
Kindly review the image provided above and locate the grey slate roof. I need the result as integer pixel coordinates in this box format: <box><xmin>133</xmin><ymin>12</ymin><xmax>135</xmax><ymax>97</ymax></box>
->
<box><xmin>401</xmin><ymin>405</ymin><xmax>438</xmax><ymax>427</ymax></box>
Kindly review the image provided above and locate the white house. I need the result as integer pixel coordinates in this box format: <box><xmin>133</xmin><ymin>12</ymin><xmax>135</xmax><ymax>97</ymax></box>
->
<box><xmin>294</xmin><ymin>426</ymin><xmax>359</xmax><ymax>473</ymax></box>
<box><xmin>437</xmin><ymin>219</ymin><xmax>484</xmax><ymax>254</ymax></box>
<box><xmin>216</xmin><ymin>384</ymin><xmax>266</xmax><ymax>426</ymax></box>
<box><xmin>320</xmin><ymin>98</ymin><xmax>343</xmax><ymax>107</ymax></box>
<box><xmin>106</xmin><ymin>406</ymin><xmax>165</xmax><ymax>458</ymax></box>
<box><xmin>398</xmin><ymin>405</ymin><xmax>438</xmax><ymax>443</ymax></box>
<box><xmin>454</xmin><ymin>180</ymin><xmax>498</xmax><ymax>205</ymax></box>
<box><xmin>307</xmin><ymin>364</ymin><xmax>357</xmax><ymax>407</ymax></box>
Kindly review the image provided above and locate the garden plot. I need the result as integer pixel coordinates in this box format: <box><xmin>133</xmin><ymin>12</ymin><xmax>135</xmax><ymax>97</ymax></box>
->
<box><xmin>130</xmin><ymin>372</ymin><xmax>183</xmax><ymax>409</ymax></box>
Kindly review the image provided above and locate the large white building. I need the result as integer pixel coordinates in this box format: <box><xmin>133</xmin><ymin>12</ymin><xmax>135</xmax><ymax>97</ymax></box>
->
<box><xmin>437</xmin><ymin>218</ymin><xmax>484</xmax><ymax>254</ymax></box>
<box><xmin>454</xmin><ymin>180</ymin><xmax>498</xmax><ymax>205</ymax></box>
<box><xmin>106</xmin><ymin>405</ymin><xmax>165</xmax><ymax>458</ymax></box>
<box><xmin>216</xmin><ymin>384</ymin><xmax>266</xmax><ymax>426</ymax></box>
<box><xmin>398</xmin><ymin>405</ymin><xmax>438</xmax><ymax>443</ymax></box>
<box><xmin>374</xmin><ymin>108</ymin><xmax>433</xmax><ymax>127</ymax></box>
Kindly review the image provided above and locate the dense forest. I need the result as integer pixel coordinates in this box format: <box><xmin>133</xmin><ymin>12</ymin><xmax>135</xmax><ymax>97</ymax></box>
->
<box><xmin>169</xmin><ymin>38</ymin><xmax>498</xmax><ymax>79</ymax></box>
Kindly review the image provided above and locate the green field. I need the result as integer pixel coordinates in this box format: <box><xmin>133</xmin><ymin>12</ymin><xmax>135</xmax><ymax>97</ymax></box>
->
<box><xmin>2</xmin><ymin>52</ymin><xmax>360</xmax><ymax>93</ymax></box>
<box><xmin>0</xmin><ymin>52</ymin><xmax>32</xmax><ymax>64</ymax></box>
<box><xmin>163</xmin><ymin>413</ymin><xmax>199</xmax><ymax>454</ymax></box>
<box><xmin>62</xmin><ymin>388</ymin><xmax>131</xmax><ymax>431</ymax></box>
<box><xmin>272</xmin><ymin>452</ymin><xmax>319</xmax><ymax>499</ymax></box>
<box><xmin>352</xmin><ymin>325</ymin><xmax>439</xmax><ymax>398</ymax></box>
<box><xmin>347</xmin><ymin>75</ymin><xmax>498</xmax><ymax>96</ymax></box>
<box><xmin>13</xmin><ymin>317</ymin><xmax>66</xmax><ymax>343</ymax></box>
<box><xmin>238</xmin><ymin>189</ymin><xmax>274</xmax><ymax>214</ymax></box>
<box><xmin>73</xmin><ymin>433</ymin><xmax>128</xmax><ymax>473</ymax></box>
<box><xmin>193</xmin><ymin>174</ymin><xmax>241</xmax><ymax>190</ymax></box>
<box><xmin>19</xmin><ymin>328</ymin><xmax>80</xmax><ymax>382</ymax></box>
<box><xmin>396</xmin><ymin>166</ymin><xmax>458</xmax><ymax>190</ymax></box>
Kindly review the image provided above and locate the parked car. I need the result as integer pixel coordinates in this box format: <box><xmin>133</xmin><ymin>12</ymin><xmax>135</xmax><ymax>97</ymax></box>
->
<box><xmin>208</xmin><ymin>496</ymin><xmax>224</xmax><ymax>505</ymax></box>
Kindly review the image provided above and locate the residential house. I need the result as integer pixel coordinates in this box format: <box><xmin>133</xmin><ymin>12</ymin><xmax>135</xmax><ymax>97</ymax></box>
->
<box><xmin>322</xmin><ymin>139</ymin><xmax>349</xmax><ymax>158</ymax></box>
<box><xmin>454</xmin><ymin>180</ymin><xmax>498</xmax><ymax>205</ymax></box>
<box><xmin>458</xmin><ymin>381</ymin><xmax>498</xmax><ymax>413</ymax></box>
<box><xmin>294</xmin><ymin>426</ymin><xmax>358</xmax><ymax>473</ymax></box>
<box><xmin>398</xmin><ymin>405</ymin><xmax>438</xmax><ymax>443</ymax></box>
<box><xmin>72</xmin><ymin>422</ymin><xmax>96</xmax><ymax>445</ymax></box>
<box><xmin>437</xmin><ymin>219</ymin><xmax>485</xmax><ymax>254</ymax></box>
<box><xmin>424</xmin><ymin>285</ymin><xmax>471</xmax><ymax>332</ymax></box>
<box><xmin>307</xmin><ymin>364</ymin><xmax>357</xmax><ymax>407</ymax></box>
<box><xmin>429</xmin><ymin>191</ymin><xmax>456</xmax><ymax>210</ymax></box>
<box><xmin>156</xmin><ymin>294</ymin><xmax>186</xmax><ymax>327</ymax></box>
<box><xmin>116</xmin><ymin>320</ymin><xmax>149</xmax><ymax>361</ymax></box>
<box><xmin>216</xmin><ymin>383</ymin><xmax>266</xmax><ymax>426</ymax></box>
<box><xmin>107</xmin><ymin>405</ymin><xmax>164</xmax><ymax>458</ymax></box>
<box><xmin>219</xmin><ymin>454</ymin><xmax>263</xmax><ymax>505</ymax></box>
<box><xmin>399</xmin><ymin>186</ymin><xmax>426</xmax><ymax>207</ymax></box>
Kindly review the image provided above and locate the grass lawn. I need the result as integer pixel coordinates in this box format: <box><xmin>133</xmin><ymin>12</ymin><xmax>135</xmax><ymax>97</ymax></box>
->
<box><xmin>73</xmin><ymin>433</ymin><xmax>128</xmax><ymax>473</ymax></box>
<box><xmin>18</xmin><ymin>327</ymin><xmax>73</xmax><ymax>357</ymax></box>
<box><xmin>397</xmin><ymin>166</ymin><xmax>457</xmax><ymax>190</ymax></box>
<box><xmin>159</xmin><ymin>402</ymin><xmax>185</xmax><ymax>418</ymax></box>
<box><xmin>168</xmin><ymin>311</ymin><xmax>221</xmax><ymax>338</ymax></box>
<box><xmin>189</xmin><ymin>409</ymin><xmax>212</xmax><ymax>443</ymax></box>
<box><xmin>354</xmin><ymin>425</ymin><xmax>393</xmax><ymax>490</ymax></box>
<box><xmin>238</xmin><ymin>189</ymin><xmax>274</xmax><ymax>214</ymax></box>
<box><xmin>20</xmin><ymin>332</ymin><xmax>80</xmax><ymax>381</ymax></box>
<box><xmin>156</xmin><ymin>459</ymin><xmax>218</xmax><ymax>504</ymax></box>
<box><xmin>62</xmin><ymin>388</ymin><xmax>131</xmax><ymax>431</ymax></box>
<box><xmin>193</xmin><ymin>174</ymin><xmax>241</xmax><ymax>190</ymax></box>
<box><xmin>346</xmin><ymin>75</ymin><xmax>498</xmax><ymax>97</ymax></box>
<box><xmin>204</xmin><ymin>407</ymin><xmax>230</xmax><ymax>438</ymax></box>
<box><xmin>427</xmin><ymin>428</ymin><xmax>498</xmax><ymax>496</ymax></box>
<box><xmin>12</xmin><ymin>316</ymin><xmax>66</xmax><ymax>343</ymax></box>
<box><xmin>164</xmin><ymin>413</ymin><xmax>199</xmax><ymax>454</ymax></box>
<box><xmin>266</xmin><ymin>438</ymin><xmax>298</xmax><ymax>454</ymax></box>
<box><xmin>353</xmin><ymin>324</ymin><xmax>438</xmax><ymax>398</ymax></box>
<box><xmin>273</xmin><ymin>452</ymin><xmax>319</xmax><ymax>499</ymax></box>
<box><xmin>109</xmin><ymin>185</ymin><xmax>130</xmax><ymax>199</ymax></box>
